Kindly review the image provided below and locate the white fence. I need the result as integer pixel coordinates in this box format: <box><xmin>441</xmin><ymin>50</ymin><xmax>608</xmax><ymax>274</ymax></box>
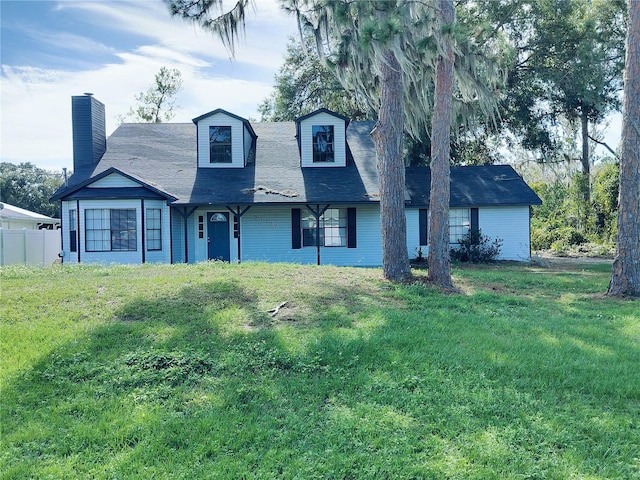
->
<box><xmin>0</xmin><ymin>229</ymin><xmax>61</xmax><ymax>266</ymax></box>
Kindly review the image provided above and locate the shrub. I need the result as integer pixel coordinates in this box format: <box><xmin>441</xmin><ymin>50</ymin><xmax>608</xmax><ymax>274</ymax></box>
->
<box><xmin>450</xmin><ymin>229</ymin><xmax>502</xmax><ymax>263</ymax></box>
<box><xmin>531</xmin><ymin>224</ymin><xmax>587</xmax><ymax>250</ymax></box>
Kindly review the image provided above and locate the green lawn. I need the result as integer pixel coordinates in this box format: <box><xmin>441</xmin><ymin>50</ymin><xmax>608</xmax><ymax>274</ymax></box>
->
<box><xmin>1</xmin><ymin>261</ymin><xmax>638</xmax><ymax>479</ymax></box>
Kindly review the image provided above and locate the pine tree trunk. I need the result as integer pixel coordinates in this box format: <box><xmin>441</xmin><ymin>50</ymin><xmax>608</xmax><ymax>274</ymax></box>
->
<box><xmin>608</xmin><ymin>0</ymin><xmax>640</xmax><ymax>297</ymax></box>
<box><xmin>581</xmin><ymin>109</ymin><xmax>591</xmax><ymax>204</ymax></box>
<box><xmin>427</xmin><ymin>0</ymin><xmax>455</xmax><ymax>289</ymax></box>
<box><xmin>372</xmin><ymin>49</ymin><xmax>411</xmax><ymax>282</ymax></box>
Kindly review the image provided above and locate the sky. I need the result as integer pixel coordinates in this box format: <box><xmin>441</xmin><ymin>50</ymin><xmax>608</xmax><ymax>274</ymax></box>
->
<box><xmin>1</xmin><ymin>0</ymin><xmax>622</xmax><ymax>173</ymax></box>
<box><xmin>1</xmin><ymin>0</ymin><xmax>299</xmax><ymax>171</ymax></box>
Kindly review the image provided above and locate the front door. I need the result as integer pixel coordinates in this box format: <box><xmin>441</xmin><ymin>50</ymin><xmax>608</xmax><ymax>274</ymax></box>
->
<box><xmin>207</xmin><ymin>212</ymin><xmax>230</xmax><ymax>261</ymax></box>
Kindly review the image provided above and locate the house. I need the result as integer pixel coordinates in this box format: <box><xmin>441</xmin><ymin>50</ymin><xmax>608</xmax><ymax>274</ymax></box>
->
<box><xmin>0</xmin><ymin>202</ymin><xmax>60</xmax><ymax>230</ymax></box>
<box><xmin>0</xmin><ymin>203</ymin><xmax>61</xmax><ymax>266</ymax></box>
<box><xmin>51</xmin><ymin>94</ymin><xmax>541</xmax><ymax>266</ymax></box>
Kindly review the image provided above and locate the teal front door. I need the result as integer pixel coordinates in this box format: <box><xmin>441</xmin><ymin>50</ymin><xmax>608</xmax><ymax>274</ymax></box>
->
<box><xmin>207</xmin><ymin>212</ymin><xmax>230</xmax><ymax>261</ymax></box>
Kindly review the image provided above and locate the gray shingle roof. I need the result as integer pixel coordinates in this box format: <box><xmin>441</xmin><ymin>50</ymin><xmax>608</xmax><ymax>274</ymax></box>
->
<box><xmin>406</xmin><ymin>165</ymin><xmax>542</xmax><ymax>207</ymax></box>
<box><xmin>58</xmin><ymin>121</ymin><xmax>381</xmax><ymax>206</ymax></box>
<box><xmin>54</xmin><ymin>120</ymin><xmax>541</xmax><ymax>208</ymax></box>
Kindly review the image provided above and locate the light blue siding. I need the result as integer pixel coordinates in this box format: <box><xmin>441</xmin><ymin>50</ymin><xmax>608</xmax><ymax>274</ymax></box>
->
<box><xmin>88</xmin><ymin>173</ymin><xmax>139</xmax><ymax>188</ymax></box>
<box><xmin>60</xmin><ymin>199</ymin><xmax>172</xmax><ymax>265</ymax></box>
<box><xmin>76</xmin><ymin>199</ymin><xmax>143</xmax><ymax>264</ymax></box>
<box><xmin>405</xmin><ymin>209</ymin><xmax>422</xmax><ymax>260</ymax></box>
<box><xmin>241</xmin><ymin>205</ymin><xmax>382</xmax><ymax>266</ymax></box>
<box><xmin>477</xmin><ymin>206</ymin><xmax>531</xmax><ymax>261</ymax></box>
<box><xmin>144</xmin><ymin>200</ymin><xmax>171</xmax><ymax>263</ymax></box>
<box><xmin>406</xmin><ymin>206</ymin><xmax>532</xmax><ymax>262</ymax></box>
<box><xmin>299</xmin><ymin>112</ymin><xmax>347</xmax><ymax>167</ymax></box>
<box><xmin>196</xmin><ymin>113</ymin><xmax>246</xmax><ymax>169</ymax></box>
<box><xmin>171</xmin><ymin>212</ymin><xmax>185</xmax><ymax>263</ymax></box>
<box><xmin>170</xmin><ymin>209</ymin><xmax>198</xmax><ymax>263</ymax></box>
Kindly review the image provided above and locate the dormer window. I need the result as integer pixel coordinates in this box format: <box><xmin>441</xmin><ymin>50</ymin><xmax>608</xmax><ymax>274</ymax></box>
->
<box><xmin>312</xmin><ymin>125</ymin><xmax>335</xmax><ymax>163</ymax></box>
<box><xmin>193</xmin><ymin>109</ymin><xmax>256</xmax><ymax>168</ymax></box>
<box><xmin>296</xmin><ymin>109</ymin><xmax>348</xmax><ymax>168</ymax></box>
<box><xmin>209</xmin><ymin>126</ymin><xmax>232</xmax><ymax>163</ymax></box>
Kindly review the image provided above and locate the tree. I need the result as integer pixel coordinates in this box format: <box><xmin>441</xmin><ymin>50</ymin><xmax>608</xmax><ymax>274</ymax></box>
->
<box><xmin>119</xmin><ymin>67</ymin><xmax>183</xmax><ymax>123</ymax></box>
<box><xmin>607</xmin><ymin>0</ymin><xmax>640</xmax><ymax>297</ymax></box>
<box><xmin>258</xmin><ymin>35</ymin><xmax>371</xmax><ymax>121</ymax></box>
<box><xmin>481</xmin><ymin>0</ymin><xmax>625</xmax><ymax>199</ymax></box>
<box><xmin>531</xmin><ymin>0</ymin><xmax>625</xmax><ymax>202</ymax></box>
<box><xmin>0</xmin><ymin>162</ymin><xmax>64</xmax><ymax>218</ymax></box>
<box><xmin>427</xmin><ymin>0</ymin><xmax>456</xmax><ymax>289</ymax></box>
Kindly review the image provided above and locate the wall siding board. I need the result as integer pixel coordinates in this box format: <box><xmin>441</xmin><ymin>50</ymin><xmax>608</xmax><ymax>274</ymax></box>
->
<box><xmin>241</xmin><ymin>205</ymin><xmax>381</xmax><ymax>266</ymax></box>
<box><xmin>243</xmin><ymin>125</ymin><xmax>253</xmax><ymax>165</ymax></box>
<box><xmin>196</xmin><ymin>113</ymin><xmax>245</xmax><ymax>168</ymax></box>
<box><xmin>144</xmin><ymin>200</ymin><xmax>171</xmax><ymax>263</ymax></box>
<box><xmin>406</xmin><ymin>209</ymin><xmax>422</xmax><ymax>259</ymax></box>
<box><xmin>406</xmin><ymin>206</ymin><xmax>532</xmax><ymax>262</ymax></box>
<box><xmin>58</xmin><ymin>199</ymin><xmax>171</xmax><ymax>264</ymax></box>
<box><xmin>88</xmin><ymin>173</ymin><xmax>140</xmax><ymax>188</ymax></box>
<box><xmin>171</xmin><ymin>212</ymin><xmax>185</xmax><ymax>263</ymax></box>
<box><xmin>478</xmin><ymin>206</ymin><xmax>531</xmax><ymax>261</ymax></box>
<box><xmin>299</xmin><ymin>112</ymin><xmax>347</xmax><ymax>167</ymax></box>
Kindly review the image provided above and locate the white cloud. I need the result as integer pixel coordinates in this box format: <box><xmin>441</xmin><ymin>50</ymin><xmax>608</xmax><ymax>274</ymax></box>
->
<box><xmin>0</xmin><ymin>0</ymin><xmax>297</xmax><ymax>171</ymax></box>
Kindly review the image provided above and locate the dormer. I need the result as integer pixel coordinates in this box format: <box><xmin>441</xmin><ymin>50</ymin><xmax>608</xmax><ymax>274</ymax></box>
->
<box><xmin>296</xmin><ymin>109</ymin><xmax>349</xmax><ymax>168</ymax></box>
<box><xmin>192</xmin><ymin>109</ymin><xmax>257</xmax><ymax>168</ymax></box>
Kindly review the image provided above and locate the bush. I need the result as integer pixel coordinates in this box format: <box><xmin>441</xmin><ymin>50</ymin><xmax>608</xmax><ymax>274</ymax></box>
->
<box><xmin>450</xmin><ymin>229</ymin><xmax>502</xmax><ymax>263</ymax></box>
<box><xmin>532</xmin><ymin>224</ymin><xmax>587</xmax><ymax>250</ymax></box>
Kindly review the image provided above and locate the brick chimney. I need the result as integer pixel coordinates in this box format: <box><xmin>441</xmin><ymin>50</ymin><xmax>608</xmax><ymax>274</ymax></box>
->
<box><xmin>72</xmin><ymin>93</ymin><xmax>106</xmax><ymax>171</ymax></box>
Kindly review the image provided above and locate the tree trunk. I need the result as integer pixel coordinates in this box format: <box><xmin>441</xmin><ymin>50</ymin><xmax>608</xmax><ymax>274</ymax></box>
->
<box><xmin>608</xmin><ymin>0</ymin><xmax>640</xmax><ymax>297</ymax></box>
<box><xmin>581</xmin><ymin>108</ymin><xmax>591</xmax><ymax>204</ymax></box>
<box><xmin>372</xmin><ymin>49</ymin><xmax>411</xmax><ymax>282</ymax></box>
<box><xmin>427</xmin><ymin>0</ymin><xmax>455</xmax><ymax>289</ymax></box>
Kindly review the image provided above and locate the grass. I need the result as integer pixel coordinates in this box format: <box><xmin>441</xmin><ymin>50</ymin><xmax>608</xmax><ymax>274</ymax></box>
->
<box><xmin>1</xmin><ymin>261</ymin><xmax>638</xmax><ymax>479</ymax></box>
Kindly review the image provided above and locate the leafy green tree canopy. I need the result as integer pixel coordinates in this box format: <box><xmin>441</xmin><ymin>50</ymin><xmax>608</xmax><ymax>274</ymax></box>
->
<box><xmin>258</xmin><ymin>35</ymin><xmax>372</xmax><ymax>122</ymax></box>
<box><xmin>0</xmin><ymin>162</ymin><xmax>64</xmax><ymax>218</ymax></box>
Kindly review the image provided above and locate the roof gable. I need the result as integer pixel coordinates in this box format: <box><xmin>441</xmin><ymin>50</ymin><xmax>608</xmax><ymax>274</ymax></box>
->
<box><xmin>192</xmin><ymin>108</ymin><xmax>257</xmax><ymax>140</ymax></box>
<box><xmin>51</xmin><ymin>167</ymin><xmax>177</xmax><ymax>202</ymax></box>
<box><xmin>295</xmin><ymin>108</ymin><xmax>350</xmax><ymax>126</ymax></box>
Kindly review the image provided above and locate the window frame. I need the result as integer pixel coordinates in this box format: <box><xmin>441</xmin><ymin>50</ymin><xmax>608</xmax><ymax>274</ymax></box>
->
<box><xmin>449</xmin><ymin>208</ymin><xmax>470</xmax><ymax>245</ymax></box>
<box><xmin>302</xmin><ymin>208</ymin><xmax>347</xmax><ymax>247</ymax></box>
<box><xmin>146</xmin><ymin>208</ymin><xmax>162</xmax><ymax>251</ymax></box>
<box><xmin>312</xmin><ymin>125</ymin><xmax>335</xmax><ymax>163</ymax></box>
<box><xmin>85</xmin><ymin>208</ymin><xmax>137</xmax><ymax>252</ymax></box>
<box><xmin>209</xmin><ymin>126</ymin><xmax>233</xmax><ymax>163</ymax></box>
<box><xmin>69</xmin><ymin>208</ymin><xmax>77</xmax><ymax>252</ymax></box>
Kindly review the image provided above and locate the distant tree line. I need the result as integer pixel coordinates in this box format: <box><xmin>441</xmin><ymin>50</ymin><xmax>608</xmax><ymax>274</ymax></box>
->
<box><xmin>0</xmin><ymin>162</ymin><xmax>64</xmax><ymax>218</ymax></box>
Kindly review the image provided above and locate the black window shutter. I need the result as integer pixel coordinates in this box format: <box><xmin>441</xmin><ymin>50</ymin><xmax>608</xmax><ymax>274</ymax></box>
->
<box><xmin>292</xmin><ymin>208</ymin><xmax>301</xmax><ymax>249</ymax></box>
<box><xmin>347</xmin><ymin>208</ymin><xmax>357</xmax><ymax>248</ymax></box>
<box><xmin>470</xmin><ymin>208</ymin><xmax>479</xmax><ymax>231</ymax></box>
<box><xmin>419</xmin><ymin>209</ymin><xmax>428</xmax><ymax>245</ymax></box>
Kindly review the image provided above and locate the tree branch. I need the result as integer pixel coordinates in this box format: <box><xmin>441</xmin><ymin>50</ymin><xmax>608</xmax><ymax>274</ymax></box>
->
<box><xmin>588</xmin><ymin>134</ymin><xmax>619</xmax><ymax>159</ymax></box>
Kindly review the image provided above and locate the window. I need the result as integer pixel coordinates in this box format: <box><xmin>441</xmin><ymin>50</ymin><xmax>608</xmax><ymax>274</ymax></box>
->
<box><xmin>198</xmin><ymin>215</ymin><xmax>204</xmax><ymax>239</ymax></box>
<box><xmin>209</xmin><ymin>126</ymin><xmax>232</xmax><ymax>163</ymax></box>
<box><xmin>146</xmin><ymin>209</ymin><xmax>162</xmax><ymax>251</ymax></box>
<box><xmin>449</xmin><ymin>208</ymin><xmax>470</xmax><ymax>244</ymax></box>
<box><xmin>419</xmin><ymin>209</ymin><xmax>428</xmax><ymax>246</ymax></box>
<box><xmin>69</xmin><ymin>209</ymin><xmax>77</xmax><ymax>252</ymax></box>
<box><xmin>302</xmin><ymin>208</ymin><xmax>347</xmax><ymax>247</ymax></box>
<box><xmin>312</xmin><ymin>125</ymin><xmax>335</xmax><ymax>163</ymax></box>
<box><xmin>85</xmin><ymin>208</ymin><xmax>137</xmax><ymax>252</ymax></box>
